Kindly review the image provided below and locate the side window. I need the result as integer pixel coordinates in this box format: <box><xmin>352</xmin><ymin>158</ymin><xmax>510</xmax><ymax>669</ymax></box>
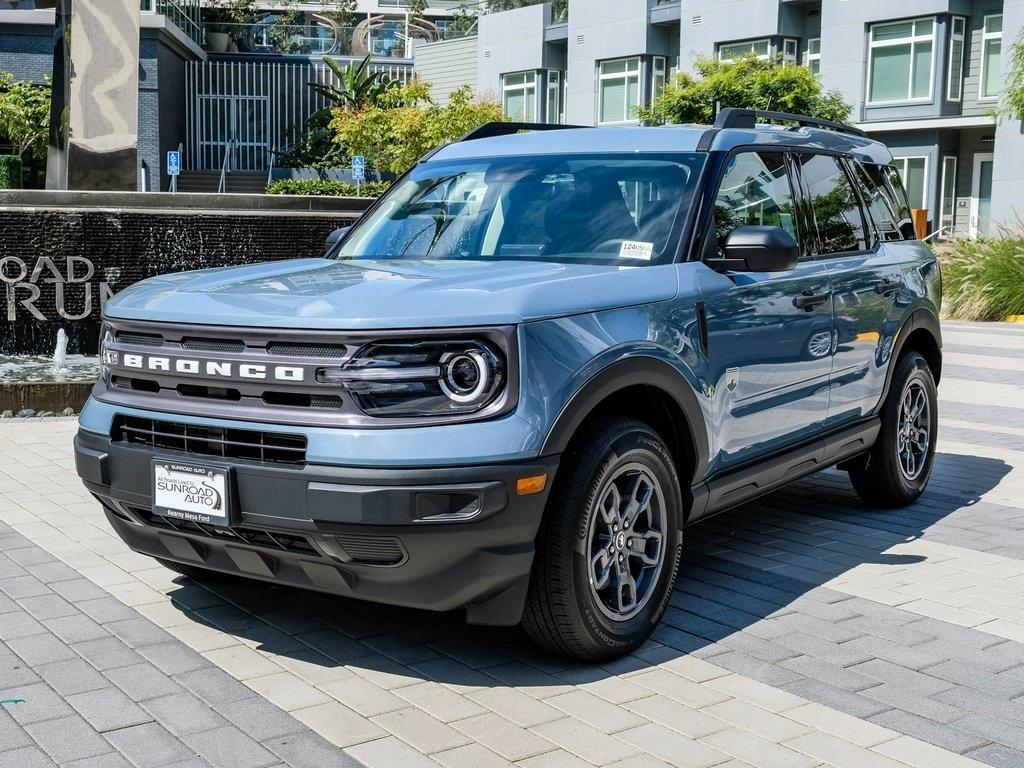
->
<box><xmin>852</xmin><ymin>162</ymin><xmax>901</xmax><ymax>242</ymax></box>
<box><xmin>796</xmin><ymin>153</ymin><xmax>869</xmax><ymax>255</ymax></box>
<box><xmin>707</xmin><ymin>151</ymin><xmax>798</xmax><ymax>258</ymax></box>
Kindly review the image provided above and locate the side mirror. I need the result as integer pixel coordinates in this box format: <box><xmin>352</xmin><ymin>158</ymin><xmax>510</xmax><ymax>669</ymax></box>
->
<box><xmin>326</xmin><ymin>226</ymin><xmax>350</xmax><ymax>251</ymax></box>
<box><xmin>710</xmin><ymin>225</ymin><xmax>800</xmax><ymax>273</ymax></box>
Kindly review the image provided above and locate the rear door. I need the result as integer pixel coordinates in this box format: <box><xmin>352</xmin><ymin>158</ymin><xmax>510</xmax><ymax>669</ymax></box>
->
<box><xmin>696</xmin><ymin>150</ymin><xmax>834</xmax><ymax>474</ymax></box>
<box><xmin>792</xmin><ymin>154</ymin><xmax>907</xmax><ymax>427</ymax></box>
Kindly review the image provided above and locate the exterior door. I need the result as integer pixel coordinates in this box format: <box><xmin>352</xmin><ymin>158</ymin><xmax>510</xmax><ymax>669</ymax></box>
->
<box><xmin>819</xmin><ymin>159</ymin><xmax>910</xmax><ymax>426</ymax></box>
<box><xmin>970</xmin><ymin>153</ymin><xmax>995</xmax><ymax>237</ymax></box>
<box><xmin>696</xmin><ymin>150</ymin><xmax>834</xmax><ymax>474</ymax></box>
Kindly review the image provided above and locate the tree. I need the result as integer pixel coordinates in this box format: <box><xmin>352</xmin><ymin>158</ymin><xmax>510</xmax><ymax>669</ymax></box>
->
<box><xmin>638</xmin><ymin>55</ymin><xmax>852</xmax><ymax>126</ymax></box>
<box><xmin>331</xmin><ymin>83</ymin><xmax>505</xmax><ymax>174</ymax></box>
<box><xmin>1001</xmin><ymin>29</ymin><xmax>1024</xmax><ymax>122</ymax></box>
<box><xmin>0</xmin><ymin>71</ymin><xmax>51</xmax><ymax>163</ymax></box>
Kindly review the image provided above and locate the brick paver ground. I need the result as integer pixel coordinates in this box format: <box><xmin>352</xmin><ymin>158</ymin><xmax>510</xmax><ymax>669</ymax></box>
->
<box><xmin>1</xmin><ymin>320</ymin><xmax>1022</xmax><ymax>768</ymax></box>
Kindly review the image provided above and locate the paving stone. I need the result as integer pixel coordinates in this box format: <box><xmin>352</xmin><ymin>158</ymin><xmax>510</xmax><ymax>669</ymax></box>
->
<box><xmin>0</xmin><ymin>746</ymin><xmax>56</xmax><ymax>768</ymax></box>
<box><xmin>67</xmin><ymin>686</ymin><xmax>153</xmax><ymax>732</ymax></box>
<box><xmin>72</xmin><ymin>637</ymin><xmax>144</xmax><ymax>671</ymax></box>
<box><xmin>142</xmin><ymin>691</ymin><xmax>229</xmax><ymax>736</ymax></box>
<box><xmin>23</xmin><ymin>714</ymin><xmax>111</xmax><ymax>764</ymax></box>
<box><xmin>449</xmin><ymin>713</ymin><xmax>554</xmax><ymax>761</ymax></box>
<box><xmin>618</xmin><ymin>722</ymin><xmax>731</xmax><ymax>768</ymax></box>
<box><xmin>183</xmin><ymin>725</ymin><xmax>280</xmax><ymax>768</ymax></box>
<box><xmin>868</xmin><ymin>709</ymin><xmax>989</xmax><ymax>754</ymax></box>
<box><xmin>104</xmin><ymin>662</ymin><xmax>183</xmax><ymax>702</ymax></box>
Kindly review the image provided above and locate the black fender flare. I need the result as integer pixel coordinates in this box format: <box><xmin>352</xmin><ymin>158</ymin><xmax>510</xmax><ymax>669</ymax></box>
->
<box><xmin>875</xmin><ymin>307</ymin><xmax>942</xmax><ymax>414</ymax></box>
<box><xmin>540</xmin><ymin>356</ymin><xmax>709</xmax><ymax>487</ymax></box>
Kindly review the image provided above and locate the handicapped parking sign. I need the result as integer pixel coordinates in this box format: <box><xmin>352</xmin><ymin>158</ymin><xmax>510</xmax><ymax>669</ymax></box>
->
<box><xmin>352</xmin><ymin>155</ymin><xmax>366</xmax><ymax>183</ymax></box>
<box><xmin>167</xmin><ymin>151</ymin><xmax>181</xmax><ymax>177</ymax></box>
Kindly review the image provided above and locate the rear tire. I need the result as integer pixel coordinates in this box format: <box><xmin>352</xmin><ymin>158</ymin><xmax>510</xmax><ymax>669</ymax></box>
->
<box><xmin>522</xmin><ymin>417</ymin><xmax>684</xmax><ymax>662</ymax></box>
<box><xmin>155</xmin><ymin>558</ymin><xmax>236</xmax><ymax>583</ymax></box>
<box><xmin>849</xmin><ymin>351</ymin><xmax>937</xmax><ymax>507</ymax></box>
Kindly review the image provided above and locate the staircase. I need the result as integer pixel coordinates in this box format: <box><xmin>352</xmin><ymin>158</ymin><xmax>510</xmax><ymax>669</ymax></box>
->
<box><xmin>177</xmin><ymin>171</ymin><xmax>268</xmax><ymax>195</ymax></box>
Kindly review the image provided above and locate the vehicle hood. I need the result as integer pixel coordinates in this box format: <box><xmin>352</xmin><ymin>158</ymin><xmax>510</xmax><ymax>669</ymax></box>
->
<box><xmin>104</xmin><ymin>258</ymin><xmax>681</xmax><ymax>329</ymax></box>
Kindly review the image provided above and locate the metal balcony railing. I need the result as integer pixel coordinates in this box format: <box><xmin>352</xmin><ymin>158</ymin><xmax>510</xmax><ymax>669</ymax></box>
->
<box><xmin>141</xmin><ymin>0</ymin><xmax>203</xmax><ymax>47</ymax></box>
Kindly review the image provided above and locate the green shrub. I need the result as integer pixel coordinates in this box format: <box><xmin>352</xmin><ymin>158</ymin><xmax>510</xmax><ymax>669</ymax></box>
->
<box><xmin>936</xmin><ymin>236</ymin><xmax>1024</xmax><ymax>321</ymax></box>
<box><xmin>0</xmin><ymin>154</ymin><xmax>22</xmax><ymax>189</ymax></box>
<box><xmin>266</xmin><ymin>178</ymin><xmax>389</xmax><ymax>197</ymax></box>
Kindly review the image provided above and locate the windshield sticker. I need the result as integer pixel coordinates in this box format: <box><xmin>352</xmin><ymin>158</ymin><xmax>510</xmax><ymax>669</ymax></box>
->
<box><xmin>619</xmin><ymin>241</ymin><xmax>655</xmax><ymax>261</ymax></box>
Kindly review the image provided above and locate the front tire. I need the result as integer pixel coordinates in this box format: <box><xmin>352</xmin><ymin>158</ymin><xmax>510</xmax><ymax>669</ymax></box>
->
<box><xmin>522</xmin><ymin>417</ymin><xmax>684</xmax><ymax>661</ymax></box>
<box><xmin>849</xmin><ymin>351</ymin><xmax>937</xmax><ymax>507</ymax></box>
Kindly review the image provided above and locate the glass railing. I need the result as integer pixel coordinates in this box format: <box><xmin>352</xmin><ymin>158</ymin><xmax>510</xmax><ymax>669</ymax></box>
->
<box><xmin>201</xmin><ymin>20</ymin><xmax>425</xmax><ymax>59</ymax></box>
<box><xmin>141</xmin><ymin>0</ymin><xmax>202</xmax><ymax>46</ymax></box>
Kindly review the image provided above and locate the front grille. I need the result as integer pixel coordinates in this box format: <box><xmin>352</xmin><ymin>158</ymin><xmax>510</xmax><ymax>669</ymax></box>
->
<box><xmin>116</xmin><ymin>331</ymin><xmax>163</xmax><ymax>346</ymax></box>
<box><xmin>133</xmin><ymin>508</ymin><xmax>318</xmax><ymax>555</ymax></box>
<box><xmin>182</xmin><ymin>337</ymin><xmax>246</xmax><ymax>353</ymax></box>
<box><xmin>335</xmin><ymin>534</ymin><xmax>405</xmax><ymax>565</ymax></box>
<box><xmin>113</xmin><ymin>416</ymin><xmax>307</xmax><ymax>465</ymax></box>
<box><xmin>268</xmin><ymin>342</ymin><xmax>348</xmax><ymax>358</ymax></box>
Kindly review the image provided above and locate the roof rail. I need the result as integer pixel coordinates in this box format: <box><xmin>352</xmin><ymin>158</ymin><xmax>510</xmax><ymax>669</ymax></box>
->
<box><xmin>713</xmin><ymin>108</ymin><xmax>867</xmax><ymax>138</ymax></box>
<box><xmin>458</xmin><ymin>121</ymin><xmax>589</xmax><ymax>142</ymax></box>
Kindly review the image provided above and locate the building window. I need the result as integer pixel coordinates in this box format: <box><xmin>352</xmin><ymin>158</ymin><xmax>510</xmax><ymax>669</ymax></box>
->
<box><xmin>598</xmin><ymin>57</ymin><xmax>641</xmax><ymax>124</ymax></box>
<box><xmin>546</xmin><ymin>71</ymin><xmax>564</xmax><ymax>124</ymax></box>
<box><xmin>893</xmin><ymin>156</ymin><xmax>928</xmax><ymax>211</ymax></box>
<box><xmin>947</xmin><ymin>16</ymin><xmax>966</xmax><ymax>101</ymax></box>
<box><xmin>939</xmin><ymin>155</ymin><xmax>957</xmax><ymax>231</ymax></box>
<box><xmin>719</xmin><ymin>39</ymin><xmax>771</xmax><ymax>61</ymax></box>
<box><xmin>981</xmin><ymin>14</ymin><xmax>1003</xmax><ymax>100</ymax></box>
<box><xmin>868</xmin><ymin>17</ymin><xmax>935</xmax><ymax>104</ymax></box>
<box><xmin>502</xmin><ymin>71</ymin><xmax>537</xmax><ymax>122</ymax></box>
<box><xmin>652</xmin><ymin>56</ymin><xmax>667</xmax><ymax>98</ymax></box>
<box><xmin>782</xmin><ymin>38</ymin><xmax>799</xmax><ymax>65</ymax></box>
<box><xmin>807</xmin><ymin>38</ymin><xmax>821</xmax><ymax>74</ymax></box>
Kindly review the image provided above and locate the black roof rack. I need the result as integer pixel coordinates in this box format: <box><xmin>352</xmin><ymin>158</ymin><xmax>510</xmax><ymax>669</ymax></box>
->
<box><xmin>713</xmin><ymin>108</ymin><xmax>867</xmax><ymax>138</ymax></box>
<box><xmin>458</xmin><ymin>121</ymin><xmax>589</xmax><ymax>142</ymax></box>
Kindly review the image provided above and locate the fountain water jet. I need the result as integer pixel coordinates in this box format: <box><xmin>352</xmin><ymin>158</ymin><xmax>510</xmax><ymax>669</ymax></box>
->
<box><xmin>53</xmin><ymin>328</ymin><xmax>68</xmax><ymax>375</ymax></box>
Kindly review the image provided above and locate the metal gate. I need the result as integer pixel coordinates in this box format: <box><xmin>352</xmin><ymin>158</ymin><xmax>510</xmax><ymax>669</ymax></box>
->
<box><xmin>185</xmin><ymin>59</ymin><xmax>413</xmax><ymax>172</ymax></box>
<box><xmin>197</xmin><ymin>95</ymin><xmax>270</xmax><ymax>172</ymax></box>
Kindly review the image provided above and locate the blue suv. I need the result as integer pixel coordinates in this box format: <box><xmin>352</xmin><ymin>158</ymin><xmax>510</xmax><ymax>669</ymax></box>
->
<box><xmin>75</xmin><ymin>110</ymin><xmax>941</xmax><ymax>661</ymax></box>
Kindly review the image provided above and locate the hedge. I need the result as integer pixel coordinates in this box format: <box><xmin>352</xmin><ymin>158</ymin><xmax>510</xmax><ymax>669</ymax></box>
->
<box><xmin>266</xmin><ymin>178</ymin><xmax>390</xmax><ymax>197</ymax></box>
<box><xmin>0</xmin><ymin>155</ymin><xmax>23</xmax><ymax>189</ymax></box>
<box><xmin>936</xmin><ymin>236</ymin><xmax>1024</xmax><ymax>321</ymax></box>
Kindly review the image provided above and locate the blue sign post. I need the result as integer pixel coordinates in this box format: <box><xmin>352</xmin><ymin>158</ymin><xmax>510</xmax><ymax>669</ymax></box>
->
<box><xmin>352</xmin><ymin>155</ymin><xmax>365</xmax><ymax>195</ymax></box>
<box><xmin>167</xmin><ymin>150</ymin><xmax>181</xmax><ymax>193</ymax></box>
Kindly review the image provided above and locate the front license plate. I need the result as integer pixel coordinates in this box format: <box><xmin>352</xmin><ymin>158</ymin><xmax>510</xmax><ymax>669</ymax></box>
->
<box><xmin>152</xmin><ymin>461</ymin><xmax>231</xmax><ymax>526</ymax></box>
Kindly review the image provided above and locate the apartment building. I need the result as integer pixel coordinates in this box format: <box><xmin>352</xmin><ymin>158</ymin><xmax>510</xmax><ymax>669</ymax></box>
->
<box><xmin>0</xmin><ymin>0</ymin><xmax>460</xmax><ymax>190</ymax></box>
<box><xmin>445</xmin><ymin>0</ymin><xmax>1024</xmax><ymax>236</ymax></box>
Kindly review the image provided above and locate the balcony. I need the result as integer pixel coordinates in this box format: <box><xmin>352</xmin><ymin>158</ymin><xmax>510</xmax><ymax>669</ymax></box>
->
<box><xmin>200</xmin><ymin>14</ymin><xmax>454</xmax><ymax>59</ymax></box>
<box><xmin>650</xmin><ymin>0</ymin><xmax>681</xmax><ymax>25</ymax></box>
<box><xmin>141</xmin><ymin>0</ymin><xmax>202</xmax><ymax>47</ymax></box>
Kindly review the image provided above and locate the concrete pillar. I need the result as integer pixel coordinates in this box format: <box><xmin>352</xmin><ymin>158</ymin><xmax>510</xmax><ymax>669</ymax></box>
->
<box><xmin>54</xmin><ymin>0</ymin><xmax>142</xmax><ymax>190</ymax></box>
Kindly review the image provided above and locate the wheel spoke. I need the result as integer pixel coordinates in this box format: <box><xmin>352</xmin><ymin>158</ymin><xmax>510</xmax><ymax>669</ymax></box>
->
<box><xmin>621</xmin><ymin>475</ymin><xmax>652</xmax><ymax>529</ymax></box>
<box><xmin>626</xmin><ymin>530</ymin><xmax>663</xmax><ymax>567</ymax></box>
<box><xmin>598</xmin><ymin>485</ymin><xmax>620</xmax><ymax>527</ymax></box>
<box><xmin>591</xmin><ymin>549</ymin><xmax>613</xmax><ymax>590</ymax></box>
<box><xmin>615</xmin><ymin>561</ymin><xmax>638</xmax><ymax>614</ymax></box>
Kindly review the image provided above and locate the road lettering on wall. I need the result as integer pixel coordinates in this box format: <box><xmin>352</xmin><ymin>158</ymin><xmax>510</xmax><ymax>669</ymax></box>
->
<box><xmin>1</xmin><ymin>256</ymin><xmax>115</xmax><ymax>322</ymax></box>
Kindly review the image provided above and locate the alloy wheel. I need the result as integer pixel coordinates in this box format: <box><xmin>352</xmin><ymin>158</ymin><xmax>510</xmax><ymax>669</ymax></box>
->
<box><xmin>586</xmin><ymin>463</ymin><xmax>667</xmax><ymax>621</ymax></box>
<box><xmin>896</xmin><ymin>380</ymin><xmax>930</xmax><ymax>480</ymax></box>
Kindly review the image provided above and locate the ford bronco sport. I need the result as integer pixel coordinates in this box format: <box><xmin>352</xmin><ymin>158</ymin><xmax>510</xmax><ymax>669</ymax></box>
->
<box><xmin>75</xmin><ymin>109</ymin><xmax>941</xmax><ymax>661</ymax></box>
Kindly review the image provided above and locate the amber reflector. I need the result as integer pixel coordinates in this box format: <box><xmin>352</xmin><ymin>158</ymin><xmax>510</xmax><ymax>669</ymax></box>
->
<box><xmin>516</xmin><ymin>474</ymin><xmax>548</xmax><ymax>496</ymax></box>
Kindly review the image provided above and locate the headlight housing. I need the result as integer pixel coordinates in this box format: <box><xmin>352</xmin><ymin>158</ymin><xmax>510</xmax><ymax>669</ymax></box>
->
<box><xmin>98</xmin><ymin>322</ymin><xmax>116</xmax><ymax>381</ymax></box>
<box><xmin>319</xmin><ymin>339</ymin><xmax>508</xmax><ymax>418</ymax></box>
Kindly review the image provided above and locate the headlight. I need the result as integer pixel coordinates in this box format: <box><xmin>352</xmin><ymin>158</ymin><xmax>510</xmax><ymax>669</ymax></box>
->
<box><xmin>319</xmin><ymin>340</ymin><xmax>506</xmax><ymax>418</ymax></box>
<box><xmin>98</xmin><ymin>323</ymin><xmax>117</xmax><ymax>380</ymax></box>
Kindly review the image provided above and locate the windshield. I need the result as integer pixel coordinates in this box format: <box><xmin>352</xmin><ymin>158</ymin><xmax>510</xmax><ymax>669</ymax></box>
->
<box><xmin>333</xmin><ymin>153</ymin><xmax>705</xmax><ymax>267</ymax></box>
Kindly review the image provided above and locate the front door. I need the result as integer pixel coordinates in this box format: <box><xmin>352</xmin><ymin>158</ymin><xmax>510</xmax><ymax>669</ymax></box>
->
<box><xmin>970</xmin><ymin>153</ymin><xmax>995</xmax><ymax>237</ymax></box>
<box><xmin>696</xmin><ymin>150</ymin><xmax>833</xmax><ymax>474</ymax></box>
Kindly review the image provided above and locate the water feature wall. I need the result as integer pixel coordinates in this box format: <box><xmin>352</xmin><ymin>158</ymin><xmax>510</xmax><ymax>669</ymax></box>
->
<box><xmin>0</xmin><ymin>190</ymin><xmax>371</xmax><ymax>356</ymax></box>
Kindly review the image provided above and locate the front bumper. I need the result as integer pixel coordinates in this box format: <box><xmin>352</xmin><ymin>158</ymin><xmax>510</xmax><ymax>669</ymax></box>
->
<box><xmin>75</xmin><ymin>429</ymin><xmax>557</xmax><ymax>625</ymax></box>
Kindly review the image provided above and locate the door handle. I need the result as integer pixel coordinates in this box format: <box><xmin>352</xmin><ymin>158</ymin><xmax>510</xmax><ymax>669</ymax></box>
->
<box><xmin>875</xmin><ymin>280</ymin><xmax>901</xmax><ymax>296</ymax></box>
<box><xmin>793</xmin><ymin>290</ymin><xmax>830</xmax><ymax>311</ymax></box>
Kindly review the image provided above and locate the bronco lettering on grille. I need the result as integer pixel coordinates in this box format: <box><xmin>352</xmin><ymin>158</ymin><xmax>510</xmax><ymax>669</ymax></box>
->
<box><xmin>121</xmin><ymin>355</ymin><xmax>305</xmax><ymax>382</ymax></box>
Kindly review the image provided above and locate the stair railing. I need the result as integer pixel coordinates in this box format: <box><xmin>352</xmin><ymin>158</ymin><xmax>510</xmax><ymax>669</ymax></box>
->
<box><xmin>217</xmin><ymin>141</ymin><xmax>235</xmax><ymax>194</ymax></box>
